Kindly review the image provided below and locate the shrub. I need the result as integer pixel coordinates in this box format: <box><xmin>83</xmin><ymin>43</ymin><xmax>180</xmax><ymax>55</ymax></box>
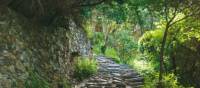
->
<box><xmin>143</xmin><ymin>72</ymin><xmax>190</xmax><ymax>88</ymax></box>
<box><xmin>73</xmin><ymin>57</ymin><xmax>98</xmax><ymax>81</ymax></box>
<box><xmin>93</xmin><ymin>44</ymin><xmax>102</xmax><ymax>55</ymax></box>
<box><xmin>105</xmin><ymin>47</ymin><xmax>121</xmax><ymax>63</ymax></box>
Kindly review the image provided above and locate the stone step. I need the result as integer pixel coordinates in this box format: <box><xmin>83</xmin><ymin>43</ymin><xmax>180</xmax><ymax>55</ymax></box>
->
<box><xmin>112</xmin><ymin>79</ymin><xmax>122</xmax><ymax>83</ymax></box>
<box><xmin>107</xmin><ymin>67</ymin><xmax>120</xmax><ymax>70</ymax></box>
<box><xmin>111</xmin><ymin>73</ymin><xmax>121</xmax><ymax>77</ymax></box>
<box><xmin>87</xmin><ymin>79</ymin><xmax>107</xmax><ymax>83</ymax></box>
<box><xmin>121</xmin><ymin>73</ymin><xmax>139</xmax><ymax>78</ymax></box>
<box><xmin>116</xmin><ymin>84</ymin><xmax>126</xmax><ymax>88</ymax></box>
<box><xmin>76</xmin><ymin>56</ymin><xmax>144</xmax><ymax>88</ymax></box>
<box><xmin>85</xmin><ymin>85</ymin><xmax>102</xmax><ymax>88</ymax></box>
<box><xmin>104</xmin><ymin>87</ymin><xmax>118</xmax><ymax>88</ymax></box>
<box><xmin>127</xmin><ymin>82</ymin><xmax>143</xmax><ymax>86</ymax></box>
<box><xmin>94</xmin><ymin>83</ymin><xmax>112</xmax><ymax>87</ymax></box>
<box><xmin>113</xmin><ymin>77</ymin><xmax>122</xmax><ymax>81</ymax></box>
<box><xmin>121</xmin><ymin>69</ymin><xmax>137</xmax><ymax>73</ymax></box>
<box><xmin>107</xmin><ymin>64</ymin><xmax>120</xmax><ymax>67</ymax></box>
<box><xmin>133</xmin><ymin>85</ymin><xmax>144</xmax><ymax>88</ymax></box>
<box><xmin>125</xmin><ymin>77</ymin><xmax>144</xmax><ymax>82</ymax></box>
<box><xmin>85</xmin><ymin>82</ymin><xmax>97</xmax><ymax>85</ymax></box>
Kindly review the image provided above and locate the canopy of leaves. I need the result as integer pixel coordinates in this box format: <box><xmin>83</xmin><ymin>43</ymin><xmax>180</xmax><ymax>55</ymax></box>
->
<box><xmin>81</xmin><ymin>0</ymin><xmax>200</xmax><ymax>87</ymax></box>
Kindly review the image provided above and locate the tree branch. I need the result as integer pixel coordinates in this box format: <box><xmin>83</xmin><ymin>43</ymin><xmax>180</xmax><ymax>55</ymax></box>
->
<box><xmin>165</xmin><ymin>0</ymin><xmax>180</xmax><ymax>26</ymax></box>
<box><xmin>0</xmin><ymin>0</ymin><xmax>13</xmax><ymax>7</ymax></box>
<box><xmin>169</xmin><ymin>7</ymin><xmax>200</xmax><ymax>26</ymax></box>
<box><xmin>164</xmin><ymin>0</ymin><xmax>169</xmax><ymax>22</ymax></box>
<box><xmin>79</xmin><ymin>0</ymin><xmax>106</xmax><ymax>7</ymax></box>
<box><xmin>168</xmin><ymin>5</ymin><xmax>178</xmax><ymax>25</ymax></box>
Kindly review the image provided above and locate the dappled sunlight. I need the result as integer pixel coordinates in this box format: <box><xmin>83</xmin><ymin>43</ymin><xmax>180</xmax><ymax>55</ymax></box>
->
<box><xmin>0</xmin><ymin>0</ymin><xmax>200</xmax><ymax>88</ymax></box>
<box><xmin>132</xmin><ymin>60</ymin><xmax>153</xmax><ymax>72</ymax></box>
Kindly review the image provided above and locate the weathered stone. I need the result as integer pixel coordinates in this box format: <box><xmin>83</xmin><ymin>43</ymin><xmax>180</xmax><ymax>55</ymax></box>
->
<box><xmin>125</xmin><ymin>77</ymin><xmax>144</xmax><ymax>82</ymax></box>
<box><xmin>0</xmin><ymin>79</ymin><xmax>12</xmax><ymax>88</ymax></box>
<box><xmin>127</xmin><ymin>82</ymin><xmax>143</xmax><ymax>86</ymax></box>
<box><xmin>76</xmin><ymin>56</ymin><xmax>144</xmax><ymax>88</ymax></box>
<box><xmin>122</xmin><ymin>73</ymin><xmax>138</xmax><ymax>78</ymax></box>
<box><xmin>107</xmin><ymin>64</ymin><xmax>120</xmax><ymax>67</ymax></box>
<box><xmin>0</xmin><ymin>7</ymin><xmax>90</xmax><ymax>88</ymax></box>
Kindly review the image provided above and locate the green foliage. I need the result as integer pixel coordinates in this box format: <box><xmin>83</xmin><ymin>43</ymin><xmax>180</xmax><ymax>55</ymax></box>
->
<box><xmin>137</xmin><ymin>17</ymin><xmax>200</xmax><ymax>87</ymax></box>
<box><xmin>138</xmin><ymin>29</ymin><xmax>164</xmax><ymax>70</ymax></box>
<box><xmin>113</xmin><ymin>30</ymin><xmax>138</xmax><ymax>63</ymax></box>
<box><xmin>142</xmin><ymin>72</ymin><xmax>189</xmax><ymax>88</ymax></box>
<box><xmin>162</xmin><ymin>74</ymin><xmax>184</xmax><ymax>88</ymax></box>
<box><xmin>3</xmin><ymin>0</ymin><xmax>200</xmax><ymax>87</ymax></box>
<box><xmin>25</xmin><ymin>71</ymin><xmax>49</xmax><ymax>88</ymax></box>
<box><xmin>139</xmin><ymin>29</ymin><xmax>163</xmax><ymax>54</ymax></box>
<box><xmin>125</xmin><ymin>54</ymin><xmax>185</xmax><ymax>88</ymax></box>
<box><xmin>93</xmin><ymin>45</ymin><xmax>102</xmax><ymax>55</ymax></box>
<box><xmin>92</xmin><ymin>32</ymin><xmax>105</xmax><ymax>55</ymax></box>
<box><xmin>105</xmin><ymin>47</ymin><xmax>121</xmax><ymax>63</ymax></box>
<box><xmin>62</xmin><ymin>79</ymin><xmax>71</xmax><ymax>88</ymax></box>
<box><xmin>83</xmin><ymin>21</ymin><xmax>94</xmax><ymax>39</ymax></box>
<box><xmin>95</xmin><ymin>1</ymin><xmax>127</xmax><ymax>23</ymax></box>
<box><xmin>73</xmin><ymin>57</ymin><xmax>98</xmax><ymax>81</ymax></box>
<box><xmin>127</xmin><ymin>55</ymin><xmax>190</xmax><ymax>88</ymax></box>
<box><xmin>173</xmin><ymin>26</ymin><xmax>200</xmax><ymax>87</ymax></box>
<box><xmin>81</xmin><ymin>0</ymin><xmax>200</xmax><ymax>87</ymax></box>
<box><xmin>128</xmin><ymin>54</ymin><xmax>154</xmax><ymax>74</ymax></box>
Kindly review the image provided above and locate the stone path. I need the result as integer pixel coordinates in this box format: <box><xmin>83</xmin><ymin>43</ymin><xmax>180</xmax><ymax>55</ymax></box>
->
<box><xmin>75</xmin><ymin>56</ymin><xmax>144</xmax><ymax>88</ymax></box>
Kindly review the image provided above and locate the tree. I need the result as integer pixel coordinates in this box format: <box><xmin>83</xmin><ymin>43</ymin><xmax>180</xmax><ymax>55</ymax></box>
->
<box><xmin>158</xmin><ymin>0</ymin><xmax>200</xmax><ymax>87</ymax></box>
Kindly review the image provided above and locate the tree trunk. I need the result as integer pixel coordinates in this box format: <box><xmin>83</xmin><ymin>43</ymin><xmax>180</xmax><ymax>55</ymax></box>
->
<box><xmin>158</xmin><ymin>24</ymin><xmax>170</xmax><ymax>88</ymax></box>
<box><xmin>172</xmin><ymin>52</ymin><xmax>176</xmax><ymax>74</ymax></box>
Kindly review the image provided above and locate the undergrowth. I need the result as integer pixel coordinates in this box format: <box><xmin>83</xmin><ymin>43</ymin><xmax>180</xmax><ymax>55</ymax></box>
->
<box><xmin>73</xmin><ymin>57</ymin><xmax>98</xmax><ymax>81</ymax></box>
<box><xmin>25</xmin><ymin>71</ymin><xmax>49</xmax><ymax>88</ymax></box>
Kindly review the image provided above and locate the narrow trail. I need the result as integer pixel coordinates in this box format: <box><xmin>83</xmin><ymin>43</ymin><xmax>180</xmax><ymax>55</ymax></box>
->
<box><xmin>75</xmin><ymin>56</ymin><xmax>144</xmax><ymax>88</ymax></box>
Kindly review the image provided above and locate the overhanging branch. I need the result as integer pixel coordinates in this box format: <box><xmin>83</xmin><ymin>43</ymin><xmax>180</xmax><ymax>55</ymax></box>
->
<box><xmin>79</xmin><ymin>0</ymin><xmax>106</xmax><ymax>7</ymax></box>
<box><xmin>169</xmin><ymin>7</ymin><xmax>200</xmax><ymax>26</ymax></box>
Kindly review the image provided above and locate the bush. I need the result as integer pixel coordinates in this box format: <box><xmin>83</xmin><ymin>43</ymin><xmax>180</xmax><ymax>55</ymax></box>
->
<box><xmin>143</xmin><ymin>72</ymin><xmax>189</xmax><ymax>88</ymax></box>
<box><xmin>105</xmin><ymin>47</ymin><xmax>121</xmax><ymax>63</ymax></box>
<box><xmin>138</xmin><ymin>29</ymin><xmax>163</xmax><ymax>59</ymax></box>
<box><xmin>73</xmin><ymin>57</ymin><xmax>98</xmax><ymax>81</ymax></box>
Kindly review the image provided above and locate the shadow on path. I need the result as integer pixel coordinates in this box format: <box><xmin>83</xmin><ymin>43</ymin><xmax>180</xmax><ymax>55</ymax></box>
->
<box><xmin>75</xmin><ymin>56</ymin><xmax>144</xmax><ymax>88</ymax></box>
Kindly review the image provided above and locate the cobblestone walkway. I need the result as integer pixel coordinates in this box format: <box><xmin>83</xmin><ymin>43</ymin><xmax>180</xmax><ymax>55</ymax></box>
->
<box><xmin>75</xmin><ymin>56</ymin><xmax>144</xmax><ymax>88</ymax></box>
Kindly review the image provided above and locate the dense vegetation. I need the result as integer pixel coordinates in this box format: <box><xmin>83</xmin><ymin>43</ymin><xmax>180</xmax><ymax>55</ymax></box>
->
<box><xmin>73</xmin><ymin>57</ymin><xmax>97</xmax><ymax>81</ymax></box>
<box><xmin>1</xmin><ymin>0</ymin><xmax>200</xmax><ymax>88</ymax></box>
<box><xmin>81</xmin><ymin>0</ymin><xmax>200</xmax><ymax>88</ymax></box>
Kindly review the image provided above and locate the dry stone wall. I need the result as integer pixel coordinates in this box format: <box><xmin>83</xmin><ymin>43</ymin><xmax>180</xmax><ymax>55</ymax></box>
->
<box><xmin>0</xmin><ymin>8</ymin><xmax>90</xmax><ymax>88</ymax></box>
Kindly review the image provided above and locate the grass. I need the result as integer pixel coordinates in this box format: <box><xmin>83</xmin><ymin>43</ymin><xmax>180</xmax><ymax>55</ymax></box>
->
<box><xmin>25</xmin><ymin>70</ymin><xmax>71</xmax><ymax>88</ymax></box>
<box><xmin>25</xmin><ymin>71</ymin><xmax>49</xmax><ymax>88</ymax></box>
<box><xmin>105</xmin><ymin>47</ymin><xmax>121</xmax><ymax>63</ymax></box>
<box><xmin>73</xmin><ymin>57</ymin><xmax>98</xmax><ymax>81</ymax></box>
